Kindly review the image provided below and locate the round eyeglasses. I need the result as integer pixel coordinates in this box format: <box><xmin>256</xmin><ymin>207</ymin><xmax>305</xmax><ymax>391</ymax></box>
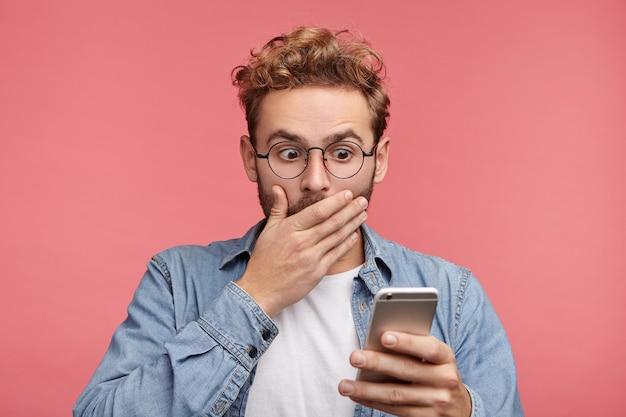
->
<box><xmin>254</xmin><ymin>140</ymin><xmax>376</xmax><ymax>179</ymax></box>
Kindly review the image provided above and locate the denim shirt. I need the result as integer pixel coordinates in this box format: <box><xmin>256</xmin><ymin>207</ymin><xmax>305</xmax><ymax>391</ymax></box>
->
<box><xmin>74</xmin><ymin>220</ymin><xmax>523</xmax><ymax>417</ymax></box>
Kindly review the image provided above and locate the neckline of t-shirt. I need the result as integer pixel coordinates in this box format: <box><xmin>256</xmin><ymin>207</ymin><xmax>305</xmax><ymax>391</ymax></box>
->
<box><xmin>322</xmin><ymin>263</ymin><xmax>364</xmax><ymax>280</ymax></box>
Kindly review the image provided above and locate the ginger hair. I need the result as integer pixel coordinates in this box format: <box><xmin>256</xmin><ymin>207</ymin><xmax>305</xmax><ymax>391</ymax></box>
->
<box><xmin>231</xmin><ymin>26</ymin><xmax>390</xmax><ymax>145</ymax></box>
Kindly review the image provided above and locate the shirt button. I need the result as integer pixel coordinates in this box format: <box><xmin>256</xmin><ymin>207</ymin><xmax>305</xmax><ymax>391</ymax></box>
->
<box><xmin>247</xmin><ymin>345</ymin><xmax>258</xmax><ymax>358</ymax></box>
<box><xmin>261</xmin><ymin>329</ymin><xmax>271</xmax><ymax>341</ymax></box>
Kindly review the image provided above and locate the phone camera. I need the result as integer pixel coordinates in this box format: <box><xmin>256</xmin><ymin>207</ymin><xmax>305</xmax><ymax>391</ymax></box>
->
<box><xmin>385</xmin><ymin>293</ymin><xmax>393</xmax><ymax>300</ymax></box>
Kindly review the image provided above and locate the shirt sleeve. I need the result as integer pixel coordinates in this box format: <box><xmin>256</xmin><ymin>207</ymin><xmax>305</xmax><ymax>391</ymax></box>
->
<box><xmin>453</xmin><ymin>270</ymin><xmax>524</xmax><ymax>417</ymax></box>
<box><xmin>73</xmin><ymin>254</ymin><xmax>278</xmax><ymax>417</ymax></box>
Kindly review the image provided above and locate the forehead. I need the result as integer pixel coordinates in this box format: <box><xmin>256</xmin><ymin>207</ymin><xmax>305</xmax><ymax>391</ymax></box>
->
<box><xmin>255</xmin><ymin>86</ymin><xmax>374</xmax><ymax>146</ymax></box>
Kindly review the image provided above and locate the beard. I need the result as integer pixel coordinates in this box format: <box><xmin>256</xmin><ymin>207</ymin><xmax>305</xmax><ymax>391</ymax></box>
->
<box><xmin>257</xmin><ymin>171</ymin><xmax>375</xmax><ymax>218</ymax></box>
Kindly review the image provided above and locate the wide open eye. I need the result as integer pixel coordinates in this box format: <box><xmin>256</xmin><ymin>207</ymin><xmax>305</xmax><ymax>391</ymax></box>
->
<box><xmin>277</xmin><ymin>147</ymin><xmax>303</xmax><ymax>161</ymax></box>
<box><xmin>328</xmin><ymin>142</ymin><xmax>359</xmax><ymax>162</ymax></box>
<box><xmin>332</xmin><ymin>148</ymin><xmax>352</xmax><ymax>160</ymax></box>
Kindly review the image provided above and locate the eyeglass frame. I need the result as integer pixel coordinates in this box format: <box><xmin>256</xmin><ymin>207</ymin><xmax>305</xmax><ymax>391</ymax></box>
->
<box><xmin>253</xmin><ymin>139</ymin><xmax>377</xmax><ymax>179</ymax></box>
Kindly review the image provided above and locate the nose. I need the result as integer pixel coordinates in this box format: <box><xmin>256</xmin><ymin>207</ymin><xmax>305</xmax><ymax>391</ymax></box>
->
<box><xmin>300</xmin><ymin>148</ymin><xmax>330</xmax><ymax>193</ymax></box>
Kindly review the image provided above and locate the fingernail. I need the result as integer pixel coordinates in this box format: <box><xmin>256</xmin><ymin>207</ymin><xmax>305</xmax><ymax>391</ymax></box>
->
<box><xmin>383</xmin><ymin>333</ymin><xmax>397</xmax><ymax>346</ymax></box>
<box><xmin>358</xmin><ymin>197</ymin><xmax>368</xmax><ymax>209</ymax></box>
<box><xmin>340</xmin><ymin>380</ymin><xmax>355</xmax><ymax>395</ymax></box>
<box><xmin>352</xmin><ymin>351</ymin><xmax>366</xmax><ymax>366</ymax></box>
<box><xmin>345</xmin><ymin>190</ymin><xmax>353</xmax><ymax>200</ymax></box>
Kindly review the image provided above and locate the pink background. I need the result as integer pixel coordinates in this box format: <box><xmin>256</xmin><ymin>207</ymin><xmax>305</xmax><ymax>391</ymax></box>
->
<box><xmin>1</xmin><ymin>1</ymin><xmax>625</xmax><ymax>416</ymax></box>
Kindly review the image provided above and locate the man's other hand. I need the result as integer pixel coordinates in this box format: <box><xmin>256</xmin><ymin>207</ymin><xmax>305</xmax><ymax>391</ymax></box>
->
<box><xmin>338</xmin><ymin>332</ymin><xmax>472</xmax><ymax>417</ymax></box>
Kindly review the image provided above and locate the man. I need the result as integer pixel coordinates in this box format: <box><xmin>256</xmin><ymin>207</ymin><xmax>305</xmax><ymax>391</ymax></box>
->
<box><xmin>74</xmin><ymin>26</ymin><xmax>523</xmax><ymax>417</ymax></box>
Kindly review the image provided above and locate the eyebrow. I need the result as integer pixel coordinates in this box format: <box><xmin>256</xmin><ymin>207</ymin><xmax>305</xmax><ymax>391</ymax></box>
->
<box><xmin>265</xmin><ymin>128</ymin><xmax>364</xmax><ymax>146</ymax></box>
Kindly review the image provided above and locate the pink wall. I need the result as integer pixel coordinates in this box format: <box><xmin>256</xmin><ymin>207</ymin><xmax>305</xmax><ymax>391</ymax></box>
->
<box><xmin>1</xmin><ymin>1</ymin><xmax>625</xmax><ymax>416</ymax></box>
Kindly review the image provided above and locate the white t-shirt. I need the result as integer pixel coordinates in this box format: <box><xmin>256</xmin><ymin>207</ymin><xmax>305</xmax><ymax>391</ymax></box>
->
<box><xmin>244</xmin><ymin>264</ymin><xmax>363</xmax><ymax>417</ymax></box>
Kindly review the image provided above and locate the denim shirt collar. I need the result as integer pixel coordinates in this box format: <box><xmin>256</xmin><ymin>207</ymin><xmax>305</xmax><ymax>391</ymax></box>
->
<box><xmin>218</xmin><ymin>218</ymin><xmax>392</xmax><ymax>295</ymax></box>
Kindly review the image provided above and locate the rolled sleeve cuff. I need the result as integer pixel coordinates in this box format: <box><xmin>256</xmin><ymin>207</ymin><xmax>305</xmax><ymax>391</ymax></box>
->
<box><xmin>196</xmin><ymin>281</ymin><xmax>279</xmax><ymax>370</ymax></box>
<box><xmin>465</xmin><ymin>383</ymin><xmax>483</xmax><ymax>417</ymax></box>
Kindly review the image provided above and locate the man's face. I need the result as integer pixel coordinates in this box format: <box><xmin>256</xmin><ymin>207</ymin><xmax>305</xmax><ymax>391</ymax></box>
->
<box><xmin>240</xmin><ymin>86</ymin><xmax>390</xmax><ymax>217</ymax></box>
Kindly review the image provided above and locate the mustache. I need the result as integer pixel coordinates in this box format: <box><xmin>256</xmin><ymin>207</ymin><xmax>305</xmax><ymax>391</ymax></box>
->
<box><xmin>286</xmin><ymin>193</ymin><xmax>327</xmax><ymax>216</ymax></box>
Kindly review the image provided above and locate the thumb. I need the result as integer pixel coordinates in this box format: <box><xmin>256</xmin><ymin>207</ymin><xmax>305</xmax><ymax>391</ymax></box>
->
<box><xmin>267</xmin><ymin>185</ymin><xmax>288</xmax><ymax>224</ymax></box>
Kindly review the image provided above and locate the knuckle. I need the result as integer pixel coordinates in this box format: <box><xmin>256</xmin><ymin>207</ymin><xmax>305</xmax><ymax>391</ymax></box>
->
<box><xmin>349</xmin><ymin>213</ymin><xmax>364</xmax><ymax>230</ymax></box>
<box><xmin>327</xmin><ymin>233</ymin><xmax>342</xmax><ymax>250</ymax></box>
<box><xmin>328</xmin><ymin>215</ymin><xmax>343</xmax><ymax>230</ymax></box>
<box><xmin>399</xmin><ymin>358</ymin><xmax>418</xmax><ymax>380</ymax></box>
<box><xmin>291</xmin><ymin>234</ymin><xmax>309</xmax><ymax>251</ymax></box>
<box><xmin>294</xmin><ymin>247</ymin><xmax>310</xmax><ymax>262</ymax></box>
<box><xmin>329</xmin><ymin>236</ymin><xmax>352</xmax><ymax>256</ymax></box>
<box><xmin>442</xmin><ymin>369</ymin><xmax>459</xmax><ymax>388</ymax></box>
<box><xmin>311</xmin><ymin>205</ymin><xmax>326</xmax><ymax>220</ymax></box>
<box><xmin>338</xmin><ymin>223</ymin><xmax>354</xmax><ymax>241</ymax></box>
<box><xmin>323</xmin><ymin>246</ymin><xmax>338</xmax><ymax>261</ymax></box>
<box><xmin>344</xmin><ymin>235</ymin><xmax>357</xmax><ymax>248</ymax></box>
<box><xmin>335</xmin><ymin>222</ymin><xmax>351</xmax><ymax>238</ymax></box>
<box><xmin>287</xmin><ymin>216</ymin><xmax>302</xmax><ymax>229</ymax></box>
<box><xmin>300</xmin><ymin>250</ymin><xmax>318</xmax><ymax>265</ymax></box>
<box><xmin>313</xmin><ymin>224</ymin><xmax>327</xmax><ymax>240</ymax></box>
<box><xmin>389</xmin><ymin>388</ymin><xmax>404</xmax><ymax>405</ymax></box>
<box><xmin>269</xmin><ymin>206</ymin><xmax>283</xmax><ymax>218</ymax></box>
<box><xmin>318</xmin><ymin>257</ymin><xmax>333</xmax><ymax>273</ymax></box>
<box><xmin>433</xmin><ymin>389</ymin><xmax>452</xmax><ymax>407</ymax></box>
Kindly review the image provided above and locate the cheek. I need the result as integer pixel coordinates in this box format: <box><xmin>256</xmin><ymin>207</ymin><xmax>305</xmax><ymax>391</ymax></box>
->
<box><xmin>336</xmin><ymin>177</ymin><xmax>369</xmax><ymax>194</ymax></box>
<box><xmin>280</xmin><ymin>183</ymin><xmax>302</xmax><ymax>207</ymax></box>
<box><xmin>257</xmin><ymin>173</ymin><xmax>299</xmax><ymax>203</ymax></box>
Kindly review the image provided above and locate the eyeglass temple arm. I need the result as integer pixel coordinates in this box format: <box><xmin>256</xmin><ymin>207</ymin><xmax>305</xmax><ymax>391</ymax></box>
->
<box><xmin>252</xmin><ymin>146</ymin><xmax>269</xmax><ymax>159</ymax></box>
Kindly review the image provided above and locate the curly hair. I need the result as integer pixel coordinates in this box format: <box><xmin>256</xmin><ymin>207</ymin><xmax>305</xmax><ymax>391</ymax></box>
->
<box><xmin>231</xmin><ymin>26</ymin><xmax>390</xmax><ymax>145</ymax></box>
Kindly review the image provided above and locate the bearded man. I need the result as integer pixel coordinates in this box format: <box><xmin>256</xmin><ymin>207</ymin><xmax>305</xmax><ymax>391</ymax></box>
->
<box><xmin>74</xmin><ymin>26</ymin><xmax>523</xmax><ymax>417</ymax></box>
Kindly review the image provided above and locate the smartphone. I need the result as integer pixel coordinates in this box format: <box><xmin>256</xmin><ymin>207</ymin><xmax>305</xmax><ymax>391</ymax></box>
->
<box><xmin>356</xmin><ymin>287</ymin><xmax>439</xmax><ymax>383</ymax></box>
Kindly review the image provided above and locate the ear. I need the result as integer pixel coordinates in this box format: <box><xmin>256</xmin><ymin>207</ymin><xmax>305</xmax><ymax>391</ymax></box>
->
<box><xmin>240</xmin><ymin>135</ymin><xmax>258</xmax><ymax>182</ymax></box>
<box><xmin>373</xmin><ymin>135</ymin><xmax>390</xmax><ymax>183</ymax></box>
